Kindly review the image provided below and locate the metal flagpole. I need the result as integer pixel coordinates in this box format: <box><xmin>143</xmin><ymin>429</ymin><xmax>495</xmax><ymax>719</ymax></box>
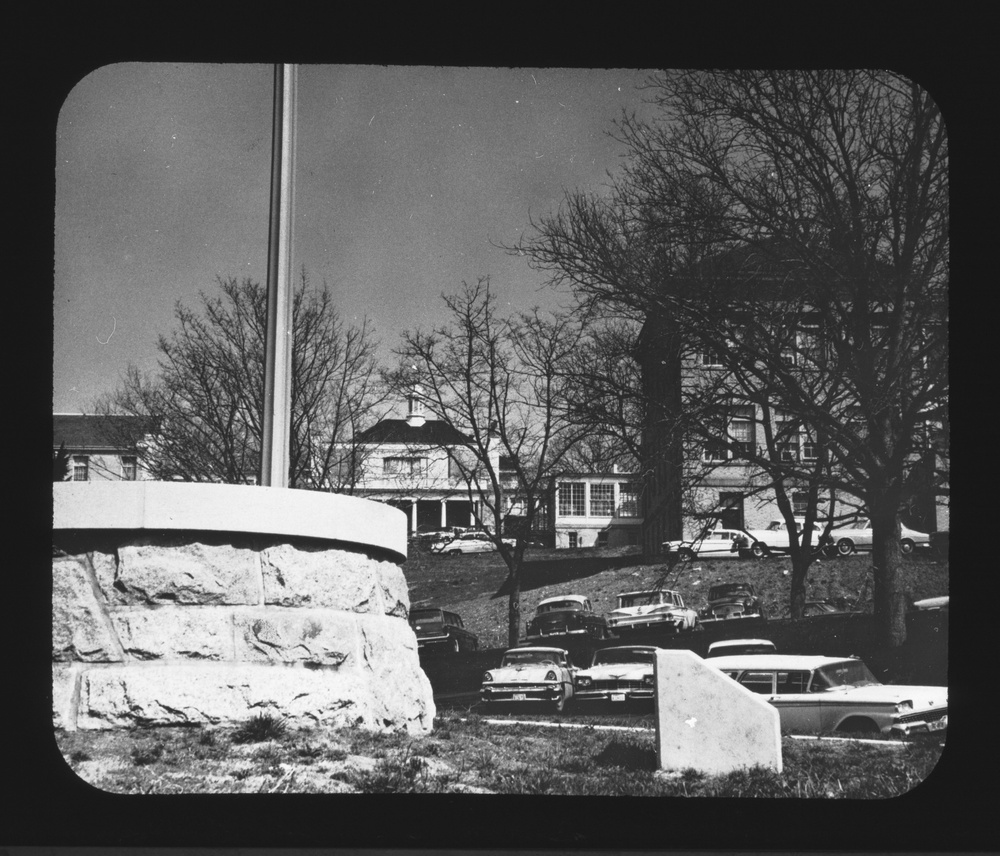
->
<box><xmin>261</xmin><ymin>63</ymin><xmax>298</xmax><ymax>488</ymax></box>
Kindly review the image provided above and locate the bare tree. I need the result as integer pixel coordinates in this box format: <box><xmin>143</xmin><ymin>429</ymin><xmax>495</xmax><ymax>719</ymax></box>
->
<box><xmin>95</xmin><ymin>272</ymin><xmax>388</xmax><ymax>490</ymax></box>
<box><xmin>392</xmin><ymin>278</ymin><xmax>591</xmax><ymax>647</ymax></box>
<box><xmin>518</xmin><ymin>70</ymin><xmax>947</xmax><ymax>645</ymax></box>
<box><xmin>626</xmin><ymin>70</ymin><xmax>947</xmax><ymax>645</ymax></box>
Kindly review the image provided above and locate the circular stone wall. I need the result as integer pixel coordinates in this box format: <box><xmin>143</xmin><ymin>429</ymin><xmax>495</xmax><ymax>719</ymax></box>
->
<box><xmin>52</xmin><ymin>482</ymin><xmax>434</xmax><ymax>734</ymax></box>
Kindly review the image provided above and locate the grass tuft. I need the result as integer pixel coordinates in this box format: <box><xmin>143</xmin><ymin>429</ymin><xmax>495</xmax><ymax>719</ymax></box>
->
<box><xmin>231</xmin><ymin>713</ymin><xmax>287</xmax><ymax>744</ymax></box>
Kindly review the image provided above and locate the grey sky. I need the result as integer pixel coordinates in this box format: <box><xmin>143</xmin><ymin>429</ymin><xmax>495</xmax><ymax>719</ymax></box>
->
<box><xmin>53</xmin><ymin>63</ymin><xmax>655</xmax><ymax>414</ymax></box>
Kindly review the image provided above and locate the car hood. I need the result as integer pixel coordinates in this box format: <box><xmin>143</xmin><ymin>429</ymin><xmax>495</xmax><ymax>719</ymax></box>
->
<box><xmin>824</xmin><ymin>684</ymin><xmax>947</xmax><ymax>708</ymax></box>
<box><xmin>578</xmin><ymin>663</ymin><xmax>652</xmax><ymax>681</ymax></box>
<box><xmin>487</xmin><ymin>664</ymin><xmax>560</xmax><ymax>683</ymax></box>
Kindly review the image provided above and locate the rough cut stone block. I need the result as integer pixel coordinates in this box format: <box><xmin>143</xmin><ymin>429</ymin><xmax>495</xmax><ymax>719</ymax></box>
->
<box><xmin>88</xmin><ymin>549</ymin><xmax>120</xmax><ymax>604</ymax></box>
<box><xmin>233</xmin><ymin>608</ymin><xmax>356</xmax><ymax>667</ymax></box>
<box><xmin>377</xmin><ymin>562</ymin><xmax>410</xmax><ymax>617</ymax></box>
<box><xmin>52</xmin><ymin>663</ymin><xmax>81</xmax><ymax>730</ymax></box>
<box><xmin>78</xmin><ymin>663</ymin><xmax>431</xmax><ymax>733</ymax></box>
<box><xmin>52</xmin><ymin>557</ymin><xmax>124</xmax><ymax>663</ymax></box>
<box><xmin>357</xmin><ymin>614</ymin><xmax>435</xmax><ymax>732</ymax></box>
<box><xmin>654</xmin><ymin>649</ymin><xmax>781</xmax><ymax>775</ymax></box>
<box><xmin>111</xmin><ymin>608</ymin><xmax>236</xmax><ymax>661</ymax></box>
<box><xmin>116</xmin><ymin>539</ymin><xmax>262</xmax><ymax>605</ymax></box>
<box><xmin>261</xmin><ymin>544</ymin><xmax>384</xmax><ymax>612</ymax></box>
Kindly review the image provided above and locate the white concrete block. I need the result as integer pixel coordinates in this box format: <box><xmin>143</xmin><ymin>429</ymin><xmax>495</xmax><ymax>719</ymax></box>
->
<box><xmin>654</xmin><ymin>649</ymin><xmax>782</xmax><ymax>776</ymax></box>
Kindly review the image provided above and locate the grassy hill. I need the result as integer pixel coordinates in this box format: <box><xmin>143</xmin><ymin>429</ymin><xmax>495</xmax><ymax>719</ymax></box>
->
<box><xmin>403</xmin><ymin>544</ymin><xmax>949</xmax><ymax>651</ymax></box>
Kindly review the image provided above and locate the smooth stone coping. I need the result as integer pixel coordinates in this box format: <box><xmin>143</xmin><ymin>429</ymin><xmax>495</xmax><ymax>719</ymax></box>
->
<box><xmin>53</xmin><ymin>481</ymin><xmax>407</xmax><ymax>561</ymax></box>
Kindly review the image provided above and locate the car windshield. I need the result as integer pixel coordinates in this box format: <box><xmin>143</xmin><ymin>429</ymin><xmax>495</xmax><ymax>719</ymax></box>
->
<box><xmin>619</xmin><ymin>592</ymin><xmax>664</xmax><ymax>608</ymax></box>
<box><xmin>593</xmin><ymin>649</ymin><xmax>655</xmax><ymax>665</ymax></box>
<box><xmin>537</xmin><ymin>600</ymin><xmax>583</xmax><ymax>614</ymax></box>
<box><xmin>409</xmin><ymin>610</ymin><xmax>443</xmax><ymax>625</ymax></box>
<box><xmin>708</xmin><ymin>643</ymin><xmax>774</xmax><ymax>657</ymax></box>
<box><xmin>502</xmin><ymin>651</ymin><xmax>563</xmax><ymax>667</ymax></box>
<box><xmin>811</xmin><ymin>660</ymin><xmax>880</xmax><ymax>691</ymax></box>
<box><xmin>709</xmin><ymin>585</ymin><xmax>751</xmax><ymax>599</ymax></box>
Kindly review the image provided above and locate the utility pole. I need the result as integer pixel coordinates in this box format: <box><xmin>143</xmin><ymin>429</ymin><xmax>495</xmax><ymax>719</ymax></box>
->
<box><xmin>261</xmin><ymin>63</ymin><xmax>297</xmax><ymax>488</ymax></box>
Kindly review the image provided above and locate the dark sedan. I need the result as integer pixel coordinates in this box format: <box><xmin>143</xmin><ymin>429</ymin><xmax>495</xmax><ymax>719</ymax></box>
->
<box><xmin>409</xmin><ymin>607</ymin><xmax>479</xmax><ymax>653</ymax></box>
<box><xmin>524</xmin><ymin>594</ymin><xmax>610</xmax><ymax>642</ymax></box>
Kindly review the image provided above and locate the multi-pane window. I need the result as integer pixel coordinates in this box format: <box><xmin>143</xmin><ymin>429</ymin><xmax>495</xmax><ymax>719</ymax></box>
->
<box><xmin>590</xmin><ymin>484</ymin><xmax>615</xmax><ymax>517</ymax></box>
<box><xmin>567</xmin><ymin>531</ymin><xmax>578</xmax><ymax>549</ymax></box>
<box><xmin>618</xmin><ymin>483</ymin><xmax>640</xmax><ymax>518</ymax></box>
<box><xmin>774</xmin><ymin>411</ymin><xmax>800</xmax><ymax>462</ymax></box>
<box><xmin>72</xmin><ymin>456</ymin><xmax>89</xmax><ymax>481</ymax></box>
<box><xmin>792</xmin><ymin>491</ymin><xmax>809</xmax><ymax>516</ymax></box>
<box><xmin>702</xmin><ymin>440</ymin><xmax>730</xmax><ymax>463</ymax></box>
<box><xmin>699</xmin><ymin>348</ymin><xmax>724</xmax><ymax>368</ymax></box>
<box><xmin>800</xmin><ymin>432</ymin><xmax>818</xmax><ymax>461</ymax></box>
<box><xmin>729</xmin><ymin>406</ymin><xmax>755</xmax><ymax>458</ymax></box>
<box><xmin>558</xmin><ymin>482</ymin><xmax>586</xmax><ymax>517</ymax></box>
<box><xmin>383</xmin><ymin>456</ymin><xmax>426</xmax><ymax>476</ymax></box>
<box><xmin>121</xmin><ymin>456</ymin><xmax>137</xmax><ymax>481</ymax></box>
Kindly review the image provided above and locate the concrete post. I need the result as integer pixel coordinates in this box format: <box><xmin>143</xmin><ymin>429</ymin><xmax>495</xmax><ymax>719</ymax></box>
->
<box><xmin>653</xmin><ymin>649</ymin><xmax>782</xmax><ymax>776</ymax></box>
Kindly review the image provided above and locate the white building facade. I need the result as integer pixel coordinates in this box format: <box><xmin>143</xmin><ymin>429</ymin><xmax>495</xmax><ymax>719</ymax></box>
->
<box><xmin>549</xmin><ymin>472</ymin><xmax>643</xmax><ymax>549</ymax></box>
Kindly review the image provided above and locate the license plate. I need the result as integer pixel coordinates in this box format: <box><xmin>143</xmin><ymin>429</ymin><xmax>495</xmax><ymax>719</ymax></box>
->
<box><xmin>927</xmin><ymin>717</ymin><xmax>947</xmax><ymax>731</ymax></box>
<box><xmin>611</xmin><ymin>692</ymin><xmax>626</xmax><ymax>702</ymax></box>
<box><xmin>512</xmin><ymin>693</ymin><xmax>526</xmax><ymax>701</ymax></box>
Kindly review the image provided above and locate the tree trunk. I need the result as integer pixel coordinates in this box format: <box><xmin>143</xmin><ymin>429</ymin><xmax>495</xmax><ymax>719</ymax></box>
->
<box><xmin>870</xmin><ymin>503</ymin><xmax>907</xmax><ymax>648</ymax></box>
<box><xmin>507</xmin><ymin>564</ymin><xmax>521</xmax><ymax>649</ymax></box>
<box><xmin>789</xmin><ymin>553</ymin><xmax>809</xmax><ymax>619</ymax></box>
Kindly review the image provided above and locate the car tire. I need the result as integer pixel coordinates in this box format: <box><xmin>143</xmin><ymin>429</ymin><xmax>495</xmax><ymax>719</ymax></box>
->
<box><xmin>836</xmin><ymin>538</ymin><xmax>856</xmax><ymax>557</ymax></box>
<box><xmin>678</xmin><ymin>547</ymin><xmax>695</xmax><ymax>561</ymax></box>
<box><xmin>447</xmin><ymin>549</ymin><xmax>461</xmax><ymax>556</ymax></box>
<box><xmin>900</xmin><ymin>539</ymin><xmax>915</xmax><ymax>556</ymax></box>
<box><xmin>552</xmin><ymin>693</ymin><xmax>568</xmax><ymax>714</ymax></box>
<box><xmin>750</xmin><ymin>542</ymin><xmax>769</xmax><ymax>559</ymax></box>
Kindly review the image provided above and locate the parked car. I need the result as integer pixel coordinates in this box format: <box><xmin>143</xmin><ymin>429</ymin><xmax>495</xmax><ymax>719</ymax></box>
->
<box><xmin>573</xmin><ymin>645</ymin><xmax>659</xmax><ymax>703</ymax></box>
<box><xmin>705</xmin><ymin>638</ymin><xmax>777</xmax><ymax>658</ymax></box>
<box><xmin>912</xmin><ymin>595</ymin><xmax>949</xmax><ymax>612</ymax></box>
<box><xmin>524</xmin><ymin>594</ymin><xmax>610</xmax><ymax>642</ymax></box>
<box><xmin>802</xmin><ymin>599</ymin><xmax>857</xmax><ymax>617</ymax></box>
<box><xmin>698</xmin><ymin>582</ymin><xmax>767</xmax><ymax>623</ymax></box>
<box><xmin>825</xmin><ymin>517</ymin><xmax>931</xmax><ymax>556</ymax></box>
<box><xmin>708</xmin><ymin>653</ymin><xmax>948</xmax><ymax>736</ymax></box>
<box><xmin>479</xmin><ymin>646</ymin><xmax>577</xmax><ymax>712</ymax></box>
<box><xmin>430</xmin><ymin>530</ymin><xmax>516</xmax><ymax>555</ymax></box>
<box><xmin>662</xmin><ymin>528</ymin><xmax>743</xmax><ymax>560</ymax></box>
<box><xmin>408</xmin><ymin>607</ymin><xmax>479</xmax><ymax>653</ymax></box>
<box><xmin>733</xmin><ymin>518</ymin><xmax>826</xmax><ymax>559</ymax></box>
<box><xmin>606</xmin><ymin>589</ymin><xmax>699</xmax><ymax>634</ymax></box>
<box><xmin>408</xmin><ymin>529</ymin><xmax>455</xmax><ymax>550</ymax></box>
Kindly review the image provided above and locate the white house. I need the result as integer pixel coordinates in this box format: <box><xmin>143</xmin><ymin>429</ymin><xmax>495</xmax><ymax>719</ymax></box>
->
<box><xmin>53</xmin><ymin>414</ymin><xmax>154</xmax><ymax>482</ymax></box>
<box><xmin>351</xmin><ymin>390</ymin><xmax>501</xmax><ymax>535</ymax></box>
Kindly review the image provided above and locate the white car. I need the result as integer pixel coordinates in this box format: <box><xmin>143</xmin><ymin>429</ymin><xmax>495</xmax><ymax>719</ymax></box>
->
<box><xmin>826</xmin><ymin>518</ymin><xmax>931</xmax><ymax>556</ymax></box>
<box><xmin>479</xmin><ymin>646</ymin><xmax>577</xmax><ymax>712</ymax></box>
<box><xmin>606</xmin><ymin>589</ymin><xmax>699</xmax><ymax>634</ymax></box>
<box><xmin>705</xmin><ymin>638</ymin><xmax>777</xmax><ymax>658</ymax></box>
<box><xmin>734</xmin><ymin>518</ymin><xmax>826</xmax><ymax>558</ymax></box>
<box><xmin>573</xmin><ymin>645</ymin><xmax>658</xmax><ymax>703</ymax></box>
<box><xmin>430</xmin><ymin>530</ymin><xmax>515</xmax><ymax>555</ymax></box>
<box><xmin>709</xmin><ymin>653</ymin><xmax>948</xmax><ymax>736</ymax></box>
<box><xmin>662</xmin><ymin>528</ymin><xmax>743</xmax><ymax>560</ymax></box>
